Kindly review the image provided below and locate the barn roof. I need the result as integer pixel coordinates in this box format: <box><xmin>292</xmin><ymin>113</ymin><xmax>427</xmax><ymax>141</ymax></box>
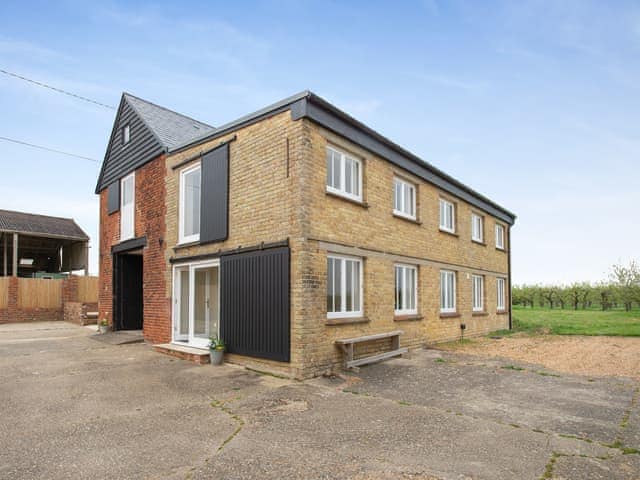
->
<box><xmin>0</xmin><ymin>209</ymin><xmax>89</xmax><ymax>241</ymax></box>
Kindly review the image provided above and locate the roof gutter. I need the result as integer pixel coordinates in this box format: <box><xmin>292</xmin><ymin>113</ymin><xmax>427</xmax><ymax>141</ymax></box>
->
<box><xmin>295</xmin><ymin>94</ymin><xmax>516</xmax><ymax>225</ymax></box>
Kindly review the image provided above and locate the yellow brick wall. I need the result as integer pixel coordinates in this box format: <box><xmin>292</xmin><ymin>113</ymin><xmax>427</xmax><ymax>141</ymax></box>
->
<box><xmin>161</xmin><ymin>110</ymin><xmax>511</xmax><ymax>379</ymax></box>
<box><xmin>295</xmin><ymin>120</ymin><xmax>511</xmax><ymax>377</ymax></box>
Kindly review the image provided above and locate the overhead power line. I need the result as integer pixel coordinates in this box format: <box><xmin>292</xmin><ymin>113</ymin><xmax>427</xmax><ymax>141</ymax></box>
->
<box><xmin>0</xmin><ymin>136</ymin><xmax>100</xmax><ymax>163</ymax></box>
<box><xmin>0</xmin><ymin>68</ymin><xmax>116</xmax><ymax>110</ymax></box>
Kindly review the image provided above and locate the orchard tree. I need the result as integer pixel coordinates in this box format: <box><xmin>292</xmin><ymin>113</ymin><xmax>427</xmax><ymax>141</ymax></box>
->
<box><xmin>567</xmin><ymin>283</ymin><xmax>584</xmax><ymax>310</ymax></box>
<box><xmin>595</xmin><ymin>281</ymin><xmax>613</xmax><ymax>310</ymax></box>
<box><xmin>610</xmin><ymin>261</ymin><xmax>640</xmax><ymax>311</ymax></box>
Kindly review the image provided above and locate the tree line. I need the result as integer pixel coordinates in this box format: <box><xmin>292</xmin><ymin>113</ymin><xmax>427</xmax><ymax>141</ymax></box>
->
<box><xmin>513</xmin><ymin>260</ymin><xmax>640</xmax><ymax>311</ymax></box>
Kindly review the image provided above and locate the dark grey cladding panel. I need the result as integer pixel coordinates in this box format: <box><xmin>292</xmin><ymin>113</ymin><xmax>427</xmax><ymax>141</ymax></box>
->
<box><xmin>107</xmin><ymin>181</ymin><xmax>120</xmax><ymax>214</ymax></box>
<box><xmin>200</xmin><ymin>143</ymin><xmax>229</xmax><ymax>243</ymax></box>
<box><xmin>96</xmin><ymin>99</ymin><xmax>165</xmax><ymax>193</ymax></box>
<box><xmin>296</xmin><ymin>97</ymin><xmax>515</xmax><ymax>225</ymax></box>
<box><xmin>220</xmin><ymin>246</ymin><xmax>290</xmax><ymax>362</ymax></box>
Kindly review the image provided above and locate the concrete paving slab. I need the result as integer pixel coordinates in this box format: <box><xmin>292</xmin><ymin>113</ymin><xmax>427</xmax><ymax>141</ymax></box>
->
<box><xmin>347</xmin><ymin>350</ymin><xmax>636</xmax><ymax>446</ymax></box>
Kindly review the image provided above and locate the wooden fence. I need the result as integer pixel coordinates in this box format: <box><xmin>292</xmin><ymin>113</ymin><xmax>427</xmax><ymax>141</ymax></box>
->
<box><xmin>77</xmin><ymin>276</ymin><xmax>99</xmax><ymax>303</ymax></box>
<box><xmin>0</xmin><ymin>277</ymin><xmax>8</xmax><ymax>309</ymax></box>
<box><xmin>18</xmin><ymin>278</ymin><xmax>63</xmax><ymax>309</ymax></box>
<box><xmin>0</xmin><ymin>275</ymin><xmax>99</xmax><ymax>313</ymax></box>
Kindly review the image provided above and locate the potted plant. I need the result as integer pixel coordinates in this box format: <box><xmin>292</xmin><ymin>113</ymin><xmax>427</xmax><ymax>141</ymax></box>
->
<box><xmin>99</xmin><ymin>319</ymin><xmax>109</xmax><ymax>334</ymax></box>
<box><xmin>209</xmin><ymin>336</ymin><xmax>225</xmax><ymax>365</ymax></box>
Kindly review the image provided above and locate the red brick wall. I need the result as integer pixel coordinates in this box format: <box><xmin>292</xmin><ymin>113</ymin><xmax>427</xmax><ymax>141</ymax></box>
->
<box><xmin>98</xmin><ymin>155</ymin><xmax>170</xmax><ymax>344</ymax></box>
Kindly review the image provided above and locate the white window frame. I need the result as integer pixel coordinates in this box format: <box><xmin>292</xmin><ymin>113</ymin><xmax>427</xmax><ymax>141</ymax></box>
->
<box><xmin>439</xmin><ymin>198</ymin><xmax>455</xmax><ymax>233</ymax></box>
<box><xmin>394</xmin><ymin>264</ymin><xmax>418</xmax><ymax>315</ymax></box>
<box><xmin>326</xmin><ymin>146</ymin><xmax>363</xmax><ymax>202</ymax></box>
<box><xmin>472</xmin><ymin>275</ymin><xmax>484</xmax><ymax>312</ymax></box>
<box><xmin>326</xmin><ymin>254</ymin><xmax>363</xmax><ymax>319</ymax></box>
<box><xmin>393</xmin><ymin>177</ymin><xmax>417</xmax><ymax>220</ymax></box>
<box><xmin>471</xmin><ymin>213</ymin><xmax>484</xmax><ymax>243</ymax></box>
<box><xmin>440</xmin><ymin>270</ymin><xmax>456</xmax><ymax>313</ymax></box>
<box><xmin>497</xmin><ymin>277</ymin><xmax>506</xmax><ymax>311</ymax></box>
<box><xmin>122</xmin><ymin>124</ymin><xmax>130</xmax><ymax>146</ymax></box>
<box><xmin>120</xmin><ymin>172</ymin><xmax>135</xmax><ymax>241</ymax></box>
<box><xmin>178</xmin><ymin>163</ymin><xmax>201</xmax><ymax>245</ymax></box>
<box><xmin>495</xmin><ymin>224</ymin><xmax>505</xmax><ymax>250</ymax></box>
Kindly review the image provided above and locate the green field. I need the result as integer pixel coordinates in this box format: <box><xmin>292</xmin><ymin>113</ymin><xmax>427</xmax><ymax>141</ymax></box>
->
<box><xmin>511</xmin><ymin>305</ymin><xmax>640</xmax><ymax>336</ymax></box>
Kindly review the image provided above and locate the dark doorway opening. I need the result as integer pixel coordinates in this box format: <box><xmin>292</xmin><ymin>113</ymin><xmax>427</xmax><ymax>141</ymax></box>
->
<box><xmin>113</xmin><ymin>252</ymin><xmax>143</xmax><ymax>331</ymax></box>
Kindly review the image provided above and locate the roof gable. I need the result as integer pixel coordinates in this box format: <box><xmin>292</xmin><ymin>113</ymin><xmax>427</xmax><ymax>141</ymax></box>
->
<box><xmin>124</xmin><ymin>94</ymin><xmax>214</xmax><ymax>150</ymax></box>
<box><xmin>95</xmin><ymin>94</ymin><xmax>215</xmax><ymax>193</ymax></box>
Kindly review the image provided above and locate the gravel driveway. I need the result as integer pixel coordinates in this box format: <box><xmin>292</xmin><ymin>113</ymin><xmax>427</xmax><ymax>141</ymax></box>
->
<box><xmin>0</xmin><ymin>322</ymin><xmax>638</xmax><ymax>479</ymax></box>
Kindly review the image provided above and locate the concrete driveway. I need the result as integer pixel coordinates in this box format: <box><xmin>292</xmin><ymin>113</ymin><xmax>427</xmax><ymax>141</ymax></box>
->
<box><xmin>0</xmin><ymin>322</ymin><xmax>638</xmax><ymax>480</ymax></box>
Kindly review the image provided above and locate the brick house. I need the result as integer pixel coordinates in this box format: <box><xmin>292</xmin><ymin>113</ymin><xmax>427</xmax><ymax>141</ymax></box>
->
<box><xmin>96</xmin><ymin>91</ymin><xmax>515</xmax><ymax>379</ymax></box>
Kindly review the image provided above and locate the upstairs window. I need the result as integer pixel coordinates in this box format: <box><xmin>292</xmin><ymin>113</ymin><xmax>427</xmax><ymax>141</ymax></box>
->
<box><xmin>496</xmin><ymin>277</ymin><xmax>506</xmax><ymax>311</ymax></box>
<box><xmin>393</xmin><ymin>178</ymin><xmax>416</xmax><ymax>220</ymax></box>
<box><xmin>439</xmin><ymin>199</ymin><xmax>455</xmax><ymax>233</ymax></box>
<box><xmin>179</xmin><ymin>164</ymin><xmax>201</xmax><ymax>244</ymax></box>
<box><xmin>440</xmin><ymin>270</ymin><xmax>456</xmax><ymax>313</ymax></box>
<box><xmin>327</xmin><ymin>255</ymin><xmax>362</xmax><ymax>318</ymax></box>
<box><xmin>122</xmin><ymin>124</ymin><xmax>130</xmax><ymax>146</ymax></box>
<box><xmin>395</xmin><ymin>264</ymin><xmax>418</xmax><ymax>315</ymax></box>
<box><xmin>120</xmin><ymin>172</ymin><xmax>135</xmax><ymax>241</ymax></box>
<box><xmin>326</xmin><ymin>146</ymin><xmax>362</xmax><ymax>202</ymax></box>
<box><xmin>495</xmin><ymin>224</ymin><xmax>505</xmax><ymax>250</ymax></box>
<box><xmin>472</xmin><ymin>275</ymin><xmax>484</xmax><ymax>312</ymax></box>
<box><xmin>471</xmin><ymin>213</ymin><xmax>484</xmax><ymax>243</ymax></box>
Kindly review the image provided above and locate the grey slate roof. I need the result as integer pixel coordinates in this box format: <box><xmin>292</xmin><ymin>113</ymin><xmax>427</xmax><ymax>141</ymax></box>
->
<box><xmin>124</xmin><ymin>93</ymin><xmax>215</xmax><ymax>150</ymax></box>
<box><xmin>0</xmin><ymin>209</ymin><xmax>89</xmax><ymax>241</ymax></box>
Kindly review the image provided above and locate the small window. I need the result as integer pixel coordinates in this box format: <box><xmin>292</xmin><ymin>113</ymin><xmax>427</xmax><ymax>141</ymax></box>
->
<box><xmin>120</xmin><ymin>172</ymin><xmax>135</xmax><ymax>240</ymax></box>
<box><xmin>326</xmin><ymin>146</ymin><xmax>362</xmax><ymax>202</ymax></box>
<box><xmin>122</xmin><ymin>124</ymin><xmax>130</xmax><ymax>146</ymax></box>
<box><xmin>327</xmin><ymin>255</ymin><xmax>363</xmax><ymax>318</ymax></box>
<box><xmin>495</xmin><ymin>224</ymin><xmax>505</xmax><ymax>249</ymax></box>
<box><xmin>439</xmin><ymin>199</ymin><xmax>455</xmax><ymax>233</ymax></box>
<box><xmin>393</xmin><ymin>178</ymin><xmax>417</xmax><ymax>220</ymax></box>
<box><xmin>472</xmin><ymin>275</ymin><xmax>484</xmax><ymax>312</ymax></box>
<box><xmin>497</xmin><ymin>278</ymin><xmax>506</xmax><ymax>311</ymax></box>
<box><xmin>179</xmin><ymin>164</ymin><xmax>201</xmax><ymax>244</ymax></box>
<box><xmin>471</xmin><ymin>213</ymin><xmax>483</xmax><ymax>243</ymax></box>
<box><xmin>440</xmin><ymin>270</ymin><xmax>456</xmax><ymax>313</ymax></box>
<box><xmin>395</xmin><ymin>264</ymin><xmax>418</xmax><ymax>315</ymax></box>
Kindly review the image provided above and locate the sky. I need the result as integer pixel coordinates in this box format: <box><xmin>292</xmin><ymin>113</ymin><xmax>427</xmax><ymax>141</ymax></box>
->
<box><xmin>0</xmin><ymin>0</ymin><xmax>638</xmax><ymax>284</ymax></box>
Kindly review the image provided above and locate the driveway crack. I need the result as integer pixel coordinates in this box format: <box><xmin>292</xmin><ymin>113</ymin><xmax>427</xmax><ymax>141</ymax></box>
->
<box><xmin>210</xmin><ymin>399</ymin><xmax>245</xmax><ymax>452</ymax></box>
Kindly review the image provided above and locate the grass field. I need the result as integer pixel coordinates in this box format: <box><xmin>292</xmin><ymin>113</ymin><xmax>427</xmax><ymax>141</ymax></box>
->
<box><xmin>510</xmin><ymin>305</ymin><xmax>640</xmax><ymax>336</ymax></box>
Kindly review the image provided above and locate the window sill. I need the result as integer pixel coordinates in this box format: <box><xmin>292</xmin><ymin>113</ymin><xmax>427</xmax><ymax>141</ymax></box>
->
<box><xmin>497</xmin><ymin>310</ymin><xmax>510</xmax><ymax>315</ymax></box>
<box><xmin>472</xmin><ymin>311</ymin><xmax>489</xmax><ymax>317</ymax></box>
<box><xmin>439</xmin><ymin>229</ymin><xmax>458</xmax><ymax>238</ymax></box>
<box><xmin>326</xmin><ymin>190</ymin><xmax>369</xmax><ymax>208</ymax></box>
<box><xmin>326</xmin><ymin>316</ymin><xmax>369</xmax><ymax>326</ymax></box>
<box><xmin>393</xmin><ymin>213</ymin><xmax>422</xmax><ymax>225</ymax></box>
<box><xmin>173</xmin><ymin>240</ymin><xmax>200</xmax><ymax>251</ymax></box>
<box><xmin>472</xmin><ymin>239</ymin><xmax>486</xmax><ymax>246</ymax></box>
<box><xmin>439</xmin><ymin>312</ymin><xmax>460</xmax><ymax>319</ymax></box>
<box><xmin>496</xmin><ymin>247</ymin><xmax>507</xmax><ymax>253</ymax></box>
<box><xmin>394</xmin><ymin>314</ymin><xmax>423</xmax><ymax>322</ymax></box>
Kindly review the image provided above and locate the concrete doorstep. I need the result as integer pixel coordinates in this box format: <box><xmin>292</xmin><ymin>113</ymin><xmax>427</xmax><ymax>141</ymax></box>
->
<box><xmin>90</xmin><ymin>329</ymin><xmax>144</xmax><ymax>345</ymax></box>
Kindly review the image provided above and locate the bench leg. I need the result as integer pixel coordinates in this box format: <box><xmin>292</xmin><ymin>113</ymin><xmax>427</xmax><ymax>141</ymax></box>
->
<box><xmin>391</xmin><ymin>335</ymin><xmax>400</xmax><ymax>351</ymax></box>
<box><xmin>338</xmin><ymin>343</ymin><xmax>355</xmax><ymax>370</ymax></box>
<box><xmin>346</xmin><ymin>343</ymin><xmax>354</xmax><ymax>369</ymax></box>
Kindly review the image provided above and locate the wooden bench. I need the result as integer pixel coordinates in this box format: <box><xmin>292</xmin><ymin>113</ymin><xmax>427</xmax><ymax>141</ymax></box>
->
<box><xmin>335</xmin><ymin>330</ymin><xmax>407</xmax><ymax>370</ymax></box>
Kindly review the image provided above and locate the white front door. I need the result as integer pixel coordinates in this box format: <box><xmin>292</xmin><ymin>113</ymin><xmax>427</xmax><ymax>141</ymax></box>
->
<box><xmin>173</xmin><ymin>261</ymin><xmax>220</xmax><ymax>349</ymax></box>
